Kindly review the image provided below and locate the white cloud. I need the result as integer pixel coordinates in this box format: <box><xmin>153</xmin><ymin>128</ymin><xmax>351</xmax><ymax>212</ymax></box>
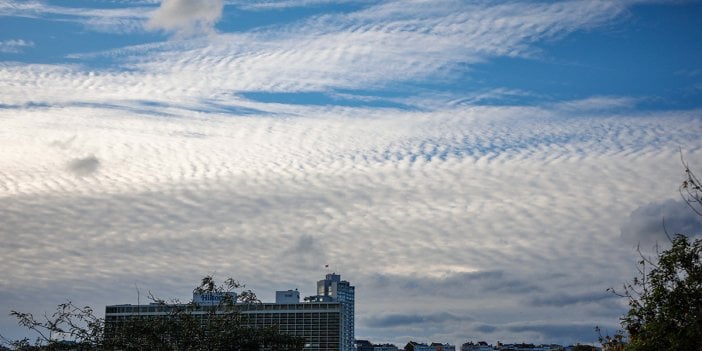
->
<box><xmin>553</xmin><ymin>96</ymin><xmax>641</xmax><ymax>112</ymax></box>
<box><xmin>146</xmin><ymin>0</ymin><xmax>224</xmax><ymax>36</ymax></box>
<box><xmin>0</xmin><ymin>0</ymin><xmax>151</xmax><ymax>34</ymax></box>
<box><xmin>229</xmin><ymin>0</ymin><xmax>361</xmax><ymax>11</ymax></box>
<box><xmin>0</xmin><ymin>39</ymin><xmax>34</xmax><ymax>54</ymax></box>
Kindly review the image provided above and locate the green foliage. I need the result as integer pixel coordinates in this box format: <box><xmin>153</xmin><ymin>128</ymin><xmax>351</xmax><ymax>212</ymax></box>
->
<box><xmin>618</xmin><ymin>235</ymin><xmax>702</xmax><ymax>351</ymax></box>
<box><xmin>104</xmin><ymin>315</ymin><xmax>303</xmax><ymax>351</ymax></box>
<box><xmin>608</xmin><ymin>158</ymin><xmax>702</xmax><ymax>351</ymax></box>
<box><xmin>3</xmin><ymin>276</ymin><xmax>305</xmax><ymax>351</ymax></box>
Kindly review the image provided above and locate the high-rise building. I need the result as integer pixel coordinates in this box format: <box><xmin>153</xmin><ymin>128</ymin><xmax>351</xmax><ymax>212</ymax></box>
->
<box><xmin>306</xmin><ymin>273</ymin><xmax>355</xmax><ymax>351</ymax></box>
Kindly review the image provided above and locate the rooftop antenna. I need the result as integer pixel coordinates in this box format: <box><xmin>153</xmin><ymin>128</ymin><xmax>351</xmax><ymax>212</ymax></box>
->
<box><xmin>135</xmin><ymin>283</ymin><xmax>140</xmax><ymax>316</ymax></box>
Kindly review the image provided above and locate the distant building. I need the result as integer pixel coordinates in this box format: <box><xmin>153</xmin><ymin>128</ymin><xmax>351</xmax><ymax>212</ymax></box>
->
<box><xmin>432</xmin><ymin>342</ymin><xmax>457</xmax><ymax>351</ymax></box>
<box><xmin>356</xmin><ymin>340</ymin><xmax>400</xmax><ymax>351</ymax></box>
<box><xmin>356</xmin><ymin>339</ymin><xmax>374</xmax><ymax>351</ymax></box>
<box><xmin>405</xmin><ymin>341</ymin><xmax>456</xmax><ymax>351</ymax></box>
<box><xmin>462</xmin><ymin>341</ymin><xmax>493</xmax><ymax>351</ymax></box>
<box><xmin>355</xmin><ymin>340</ymin><xmax>399</xmax><ymax>351</ymax></box>
<box><xmin>374</xmin><ymin>343</ymin><xmax>400</xmax><ymax>351</ymax></box>
<box><xmin>105</xmin><ymin>273</ymin><xmax>355</xmax><ymax>351</ymax></box>
<box><xmin>496</xmin><ymin>344</ymin><xmax>565</xmax><ymax>351</ymax></box>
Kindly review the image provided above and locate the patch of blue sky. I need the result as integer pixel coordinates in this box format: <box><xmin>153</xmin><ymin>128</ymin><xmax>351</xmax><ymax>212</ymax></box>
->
<box><xmin>69</xmin><ymin>101</ymin><xmax>179</xmax><ymax>118</ymax></box>
<box><xmin>444</xmin><ymin>3</ymin><xmax>702</xmax><ymax>110</ymax></box>
<box><xmin>0</xmin><ymin>102</ymin><xmax>52</xmax><ymax>110</ymax></box>
<box><xmin>0</xmin><ymin>99</ymin><xmax>259</xmax><ymax>118</ymax></box>
<box><xmin>240</xmin><ymin>91</ymin><xmax>413</xmax><ymax>110</ymax></box>
<box><xmin>334</xmin><ymin>88</ymin><xmax>412</xmax><ymax>100</ymax></box>
<box><xmin>0</xmin><ymin>16</ymin><xmax>163</xmax><ymax>67</ymax></box>
<box><xmin>45</xmin><ymin>0</ymin><xmax>144</xmax><ymax>10</ymax></box>
<box><xmin>73</xmin><ymin>99</ymin><xmax>267</xmax><ymax>117</ymax></box>
<box><xmin>218</xmin><ymin>2</ymin><xmax>369</xmax><ymax>33</ymax></box>
<box><xmin>198</xmin><ymin>100</ymin><xmax>268</xmax><ymax>116</ymax></box>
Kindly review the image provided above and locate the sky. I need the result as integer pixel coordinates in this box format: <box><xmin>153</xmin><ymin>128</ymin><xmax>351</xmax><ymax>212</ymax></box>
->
<box><xmin>1</xmin><ymin>0</ymin><xmax>702</xmax><ymax>347</ymax></box>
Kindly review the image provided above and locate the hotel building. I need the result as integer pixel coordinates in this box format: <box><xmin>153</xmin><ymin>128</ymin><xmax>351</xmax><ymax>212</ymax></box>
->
<box><xmin>105</xmin><ymin>273</ymin><xmax>355</xmax><ymax>351</ymax></box>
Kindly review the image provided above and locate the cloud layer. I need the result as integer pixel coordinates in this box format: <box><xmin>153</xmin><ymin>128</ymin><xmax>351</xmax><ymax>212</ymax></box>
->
<box><xmin>1</xmin><ymin>102</ymin><xmax>699</xmax><ymax>344</ymax></box>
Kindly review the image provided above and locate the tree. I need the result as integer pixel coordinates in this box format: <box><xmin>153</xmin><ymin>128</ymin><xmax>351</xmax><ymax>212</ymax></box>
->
<box><xmin>608</xmin><ymin>158</ymin><xmax>702</xmax><ymax>351</ymax></box>
<box><xmin>6</xmin><ymin>302</ymin><xmax>103</xmax><ymax>350</ymax></box>
<box><xmin>618</xmin><ymin>234</ymin><xmax>702</xmax><ymax>350</ymax></box>
<box><xmin>681</xmin><ymin>154</ymin><xmax>702</xmax><ymax>216</ymax></box>
<box><xmin>3</xmin><ymin>276</ymin><xmax>305</xmax><ymax>351</ymax></box>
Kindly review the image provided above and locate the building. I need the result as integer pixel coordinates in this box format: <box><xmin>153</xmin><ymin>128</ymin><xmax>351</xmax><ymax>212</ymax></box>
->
<box><xmin>461</xmin><ymin>341</ymin><xmax>493</xmax><ymax>351</ymax></box>
<box><xmin>356</xmin><ymin>339</ymin><xmax>374</xmax><ymax>351</ymax></box>
<box><xmin>306</xmin><ymin>273</ymin><xmax>355</xmax><ymax>351</ymax></box>
<box><xmin>355</xmin><ymin>340</ymin><xmax>399</xmax><ymax>351</ymax></box>
<box><xmin>105</xmin><ymin>274</ymin><xmax>355</xmax><ymax>351</ymax></box>
<box><xmin>276</xmin><ymin>289</ymin><xmax>301</xmax><ymax>304</ymax></box>
<box><xmin>374</xmin><ymin>343</ymin><xmax>400</xmax><ymax>351</ymax></box>
<box><xmin>405</xmin><ymin>341</ymin><xmax>456</xmax><ymax>351</ymax></box>
<box><xmin>497</xmin><ymin>344</ymin><xmax>565</xmax><ymax>351</ymax></box>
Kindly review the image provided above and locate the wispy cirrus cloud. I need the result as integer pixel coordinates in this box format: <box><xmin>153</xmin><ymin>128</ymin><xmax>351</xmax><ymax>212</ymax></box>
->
<box><xmin>0</xmin><ymin>39</ymin><xmax>34</xmax><ymax>54</ymax></box>
<box><xmin>0</xmin><ymin>0</ymin><xmax>152</xmax><ymax>34</ymax></box>
<box><xmin>0</xmin><ymin>0</ymin><xmax>635</xmax><ymax>110</ymax></box>
<box><xmin>230</xmin><ymin>0</ymin><xmax>364</xmax><ymax>11</ymax></box>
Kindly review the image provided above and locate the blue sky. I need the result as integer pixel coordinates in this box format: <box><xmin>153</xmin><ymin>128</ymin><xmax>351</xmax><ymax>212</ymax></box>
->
<box><xmin>1</xmin><ymin>0</ymin><xmax>702</xmax><ymax>347</ymax></box>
